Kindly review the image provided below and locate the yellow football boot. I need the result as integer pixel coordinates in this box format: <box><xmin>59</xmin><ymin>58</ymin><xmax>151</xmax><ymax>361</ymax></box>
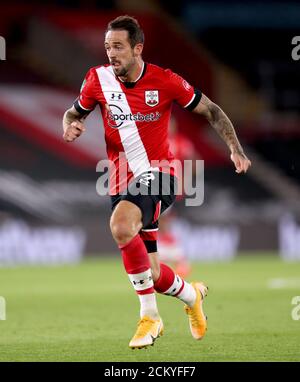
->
<box><xmin>129</xmin><ymin>316</ymin><xmax>164</xmax><ymax>349</ymax></box>
<box><xmin>184</xmin><ymin>281</ymin><xmax>208</xmax><ymax>340</ymax></box>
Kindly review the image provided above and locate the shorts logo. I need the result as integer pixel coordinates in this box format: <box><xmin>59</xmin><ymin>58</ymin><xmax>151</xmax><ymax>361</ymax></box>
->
<box><xmin>145</xmin><ymin>90</ymin><xmax>159</xmax><ymax>107</ymax></box>
<box><xmin>139</xmin><ymin>172</ymin><xmax>155</xmax><ymax>186</ymax></box>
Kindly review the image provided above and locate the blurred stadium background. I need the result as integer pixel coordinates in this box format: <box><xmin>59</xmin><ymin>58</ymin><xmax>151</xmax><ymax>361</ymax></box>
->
<box><xmin>1</xmin><ymin>0</ymin><xmax>300</xmax><ymax>265</ymax></box>
<box><xmin>1</xmin><ymin>0</ymin><xmax>300</xmax><ymax>363</ymax></box>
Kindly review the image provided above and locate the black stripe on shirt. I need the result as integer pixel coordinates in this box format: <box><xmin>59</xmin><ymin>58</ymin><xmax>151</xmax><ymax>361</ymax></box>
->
<box><xmin>73</xmin><ymin>99</ymin><xmax>92</xmax><ymax>116</ymax></box>
<box><xmin>186</xmin><ymin>88</ymin><xmax>202</xmax><ymax>111</ymax></box>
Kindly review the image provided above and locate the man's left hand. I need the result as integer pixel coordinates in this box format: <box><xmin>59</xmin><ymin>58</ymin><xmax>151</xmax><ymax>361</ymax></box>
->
<box><xmin>230</xmin><ymin>152</ymin><xmax>252</xmax><ymax>174</ymax></box>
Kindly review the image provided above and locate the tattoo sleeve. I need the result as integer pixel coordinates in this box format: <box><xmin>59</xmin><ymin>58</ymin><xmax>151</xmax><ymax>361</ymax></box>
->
<box><xmin>63</xmin><ymin>106</ymin><xmax>88</xmax><ymax>132</ymax></box>
<box><xmin>197</xmin><ymin>94</ymin><xmax>245</xmax><ymax>155</ymax></box>
<box><xmin>64</xmin><ymin>109</ymin><xmax>78</xmax><ymax>124</ymax></box>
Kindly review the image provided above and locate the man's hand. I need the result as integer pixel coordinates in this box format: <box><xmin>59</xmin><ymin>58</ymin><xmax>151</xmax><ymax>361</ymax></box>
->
<box><xmin>230</xmin><ymin>151</ymin><xmax>251</xmax><ymax>174</ymax></box>
<box><xmin>63</xmin><ymin>120</ymin><xmax>86</xmax><ymax>143</ymax></box>
<box><xmin>62</xmin><ymin>106</ymin><xmax>87</xmax><ymax>142</ymax></box>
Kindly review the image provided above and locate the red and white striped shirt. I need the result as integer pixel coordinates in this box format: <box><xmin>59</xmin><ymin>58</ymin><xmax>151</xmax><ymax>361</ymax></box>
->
<box><xmin>74</xmin><ymin>62</ymin><xmax>201</xmax><ymax>194</ymax></box>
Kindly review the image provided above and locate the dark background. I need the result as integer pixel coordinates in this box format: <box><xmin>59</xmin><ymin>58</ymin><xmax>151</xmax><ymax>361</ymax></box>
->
<box><xmin>0</xmin><ymin>0</ymin><xmax>300</xmax><ymax>264</ymax></box>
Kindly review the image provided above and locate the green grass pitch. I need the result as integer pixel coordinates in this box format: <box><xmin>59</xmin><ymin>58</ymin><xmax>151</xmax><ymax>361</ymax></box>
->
<box><xmin>0</xmin><ymin>255</ymin><xmax>300</xmax><ymax>362</ymax></box>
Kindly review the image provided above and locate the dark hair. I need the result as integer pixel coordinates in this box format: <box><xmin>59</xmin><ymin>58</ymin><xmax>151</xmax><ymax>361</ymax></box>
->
<box><xmin>106</xmin><ymin>15</ymin><xmax>144</xmax><ymax>48</ymax></box>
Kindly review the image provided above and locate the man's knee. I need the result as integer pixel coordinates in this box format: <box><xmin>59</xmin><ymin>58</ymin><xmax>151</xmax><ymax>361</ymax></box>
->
<box><xmin>110</xmin><ymin>201</ymin><xmax>143</xmax><ymax>245</ymax></box>
<box><xmin>110</xmin><ymin>217</ymin><xmax>134</xmax><ymax>244</ymax></box>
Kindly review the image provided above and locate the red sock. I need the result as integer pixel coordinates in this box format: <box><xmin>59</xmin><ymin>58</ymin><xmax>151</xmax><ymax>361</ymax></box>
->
<box><xmin>119</xmin><ymin>234</ymin><xmax>154</xmax><ymax>295</ymax></box>
<box><xmin>154</xmin><ymin>262</ymin><xmax>185</xmax><ymax>296</ymax></box>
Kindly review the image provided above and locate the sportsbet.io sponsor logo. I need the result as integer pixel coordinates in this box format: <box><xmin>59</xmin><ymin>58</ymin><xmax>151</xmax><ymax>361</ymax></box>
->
<box><xmin>107</xmin><ymin>104</ymin><xmax>161</xmax><ymax>128</ymax></box>
<box><xmin>0</xmin><ymin>36</ymin><xmax>6</xmax><ymax>60</ymax></box>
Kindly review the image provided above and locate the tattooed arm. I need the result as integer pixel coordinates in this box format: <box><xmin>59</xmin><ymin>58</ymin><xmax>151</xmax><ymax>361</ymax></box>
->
<box><xmin>62</xmin><ymin>104</ymin><xmax>111</xmax><ymax>143</ymax></box>
<box><xmin>62</xmin><ymin>106</ymin><xmax>87</xmax><ymax>142</ymax></box>
<box><xmin>193</xmin><ymin>94</ymin><xmax>251</xmax><ymax>173</ymax></box>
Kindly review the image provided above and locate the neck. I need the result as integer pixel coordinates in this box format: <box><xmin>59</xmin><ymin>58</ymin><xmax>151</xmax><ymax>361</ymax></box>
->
<box><xmin>119</xmin><ymin>58</ymin><xmax>144</xmax><ymax>82</ymax></box>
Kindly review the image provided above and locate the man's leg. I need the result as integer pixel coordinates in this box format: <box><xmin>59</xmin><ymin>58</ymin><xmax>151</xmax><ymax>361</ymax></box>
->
<box><xmin>110</xmin><ymin>200</ymin><xmax>163</xmax><ymax>349</ymax></box>
<box><xmin>148</xmin><ymin>251</ymin><xmax>199</xmax><ymax>307</ymax></box>
<box><xmin>139</xmin><ymin>229</ymin><xmax>203</xmax><ymax>309</ymax></box>
<box><xmin>158</xmin><ymin>213</ymin><xmax>191</xmax><ymax>278</ymax></box>
<box><xmin>143</xmin><ymin>243</ymin><xmax>208</xmax><ymax>340</ymax></box>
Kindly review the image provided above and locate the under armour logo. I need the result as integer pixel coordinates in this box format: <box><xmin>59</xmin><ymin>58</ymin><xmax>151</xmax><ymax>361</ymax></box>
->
<box><xmin>133</xmin><ymin>280</ymin><xmax>144</xmax><ymax>285</ymax></box>
<box><xmin>139</xmin><ymin>173</ymin><xmax>155</xmax><ymax>187</ymax></box>
<box><xmin>132</xmin><ymin>275</ymin><xmax>153</xmax><ymax>286</ymax></box>
<box><xmin>110</xmin><ymin>93</ymin><xmax>122</xmax><ymax>100</ymax></box>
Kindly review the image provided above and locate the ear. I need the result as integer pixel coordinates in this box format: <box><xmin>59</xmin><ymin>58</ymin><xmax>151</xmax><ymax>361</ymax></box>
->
<box><xmin>133</xmin><ymin>43</ymin><xmax>143</xmax><ymax>56</ymax></box>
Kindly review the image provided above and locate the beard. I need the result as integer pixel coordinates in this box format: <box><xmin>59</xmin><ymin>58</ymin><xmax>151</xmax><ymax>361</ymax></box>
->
<box><xmin>112</xmin><ymin>65</ymin><xmax>128</xmax><ymax>77</ymax></box>
<box><xmin>111</xmin><ymin>57</ymin><xmax>135</xmax><ymax>78</ymax></box>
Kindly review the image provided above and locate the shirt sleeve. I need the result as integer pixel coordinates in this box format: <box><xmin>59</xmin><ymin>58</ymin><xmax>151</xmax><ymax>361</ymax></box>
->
<box><xmin>73</xmin><ymin>68</ymin><xmax>98</xmax><ymax>114</ymax></box>
<box><xmin>166</xmin><ymin>69</ymin><xmax>202</xmax><ymax>111</ymax></box>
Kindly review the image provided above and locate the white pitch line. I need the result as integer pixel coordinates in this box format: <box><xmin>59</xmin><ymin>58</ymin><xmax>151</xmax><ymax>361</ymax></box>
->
<box><xmin>267</xmin><ymin>278</ymin><xmax>300</xmax><ymax>289</ymax></box>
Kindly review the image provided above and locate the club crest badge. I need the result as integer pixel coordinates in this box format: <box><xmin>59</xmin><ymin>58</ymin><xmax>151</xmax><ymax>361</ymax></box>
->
<box><xmin>145</xmin><ymin>90</ymin><xmax>159</xmax><ymax>107</ymax></box>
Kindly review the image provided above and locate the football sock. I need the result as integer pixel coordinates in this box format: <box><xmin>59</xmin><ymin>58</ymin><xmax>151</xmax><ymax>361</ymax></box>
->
<box><xmin>138</xmin><ymin>293</ymin><xmax>159</xmax><ymax>319</ymax></box>
<box><xmin>154</xmin><ymin>262</ymin><xmax>196</xmax><ymax>307</ymax></box>
<box><xmin>119</xmin><ymin>234</ymin><xmax>159</xmax><ymax>319</ymax></box>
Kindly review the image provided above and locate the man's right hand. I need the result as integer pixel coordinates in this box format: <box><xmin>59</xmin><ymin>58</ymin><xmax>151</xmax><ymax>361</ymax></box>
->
<box><xmin>63</xmin><ymin>120</ymin><xmax>86</xmax><ymax>142</ymax></box>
